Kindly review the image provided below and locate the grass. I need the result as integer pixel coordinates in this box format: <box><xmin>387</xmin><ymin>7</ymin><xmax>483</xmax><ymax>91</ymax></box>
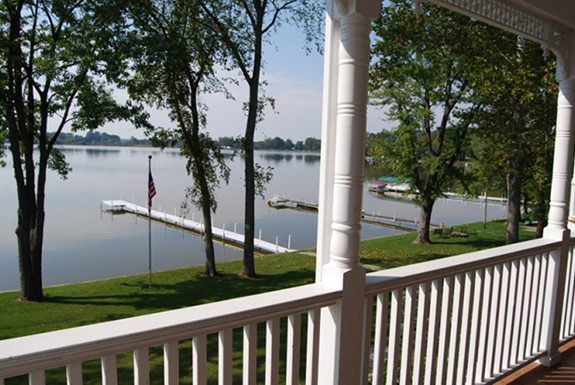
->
<box><xmin>0</xmin><ymin>219</ymin><xmax>534</xmax><ymax>341</ymax></box>
<box><xmin>360</xmin><ymin>220</ymin><xmax>533</xmax><ymax>269</ymax></box>
<box><xmin>0</xmin><ymin>219</ymin><xmax>535</xmax><ymax>384</ymax></box>
<box><xmin>0</xmin><ymin>254</ymin><xmax>317</xmax><ymax>340</ymax></box>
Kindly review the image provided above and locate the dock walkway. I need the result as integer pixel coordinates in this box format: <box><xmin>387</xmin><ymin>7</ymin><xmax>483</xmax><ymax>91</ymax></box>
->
<box><xmin>266</xmin><ymin>196</ymin><xmax>439</xmax><ymax>232</ymax></box>
<box><xmin>101</xmin><ymin>200</ymin><xmax>295</xmax><ymax>254</ymax></box>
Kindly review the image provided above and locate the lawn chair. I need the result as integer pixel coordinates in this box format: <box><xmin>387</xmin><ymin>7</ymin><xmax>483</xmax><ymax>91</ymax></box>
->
<box><xmin>441</xmin><ymin>227</ymin><xmax>453</xmax><ymax>238</ymax></box>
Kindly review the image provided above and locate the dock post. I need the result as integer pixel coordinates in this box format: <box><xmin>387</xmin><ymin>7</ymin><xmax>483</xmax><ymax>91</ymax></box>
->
<box><xmin>276</xmin><ymin>236</ymin><xmax>279</xmax><ymax>252</ymax></box>
<box><xmin>259</xmin><ymin>229</ymin><xmax>262</xmax><ymax>240</ymax></box>
<box><xmin>288</xmin><ymin>235</ymin><xmax>291</xmax><ymax>249</ymax></box>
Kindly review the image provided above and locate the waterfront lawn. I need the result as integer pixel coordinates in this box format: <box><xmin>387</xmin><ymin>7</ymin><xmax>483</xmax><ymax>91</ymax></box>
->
<box><xmin>360</xmin><ymin>219</ymin><xmax>533</xmax><ymax>269</ymax></box>
<box><xmin>0</xmin><ymin>220</ymin><xmax>533</xmax><ymax>341</ymax></box>
<box><xmin>0</xmin><ymin>219</ymin><xmax>535</xmax><ymax>384</ymax></box>
<box><xmin>0</xmin><ymin>254</ymin><xmax>317</xmax><ymax>340</ymax></box>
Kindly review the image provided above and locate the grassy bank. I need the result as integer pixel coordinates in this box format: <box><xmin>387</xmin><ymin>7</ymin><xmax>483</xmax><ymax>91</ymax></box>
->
<box><xmin>0</xmin><ymin>219</ymin><xmax>533</xmax><ymax>341</ymax></box>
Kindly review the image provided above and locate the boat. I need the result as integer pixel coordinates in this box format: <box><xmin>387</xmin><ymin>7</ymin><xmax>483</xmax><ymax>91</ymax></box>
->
<box><xmin>368</xmin><ymin>180</ymin><xmax>387</xmax><ymax>193</ymax></box>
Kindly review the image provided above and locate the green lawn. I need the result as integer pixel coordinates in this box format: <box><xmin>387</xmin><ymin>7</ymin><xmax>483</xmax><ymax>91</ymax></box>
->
<box><xmin>0</xmin><ymin>219</ymin><xmax>536</xmax><ymax>384</ymax></box>
<box><xmin>0</xmin><ymin>219</ymin><xmax>533</xmax><ymax>341</ymax></box>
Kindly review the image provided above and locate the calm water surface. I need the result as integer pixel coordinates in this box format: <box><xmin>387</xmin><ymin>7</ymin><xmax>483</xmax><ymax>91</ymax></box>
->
<box><xmin>0</xmin><ymin>146</ymin><xmax>507</xmax><ymax>292</ymax></box>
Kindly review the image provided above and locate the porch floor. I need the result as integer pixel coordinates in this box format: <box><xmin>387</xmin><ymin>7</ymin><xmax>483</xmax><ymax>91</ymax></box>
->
<box><xmin>495</xmin><ymin>339</ymin><xmax>575</xmax><ymax>384</ymax></box>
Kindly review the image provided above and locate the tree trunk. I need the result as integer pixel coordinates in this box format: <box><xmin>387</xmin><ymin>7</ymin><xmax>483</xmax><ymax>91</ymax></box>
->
<box><xmin>241</xmin><ymin>25</ymin><xmax>263</xmax><ymax>279</ymax></box>
<box><xmin>199</xmin><ymin>173</ymin><xmax>218</xmax><ymax>277</ymax></box>
<box><xmin>414</xmin><ymin>195</ymin><xmax>435</xmax><ymax>244</ymax></box>
<box><xmin>242</xmin><ymin>128</ymin><xmax>257</xmax><ymax>278</ymax></box>
<box><xmin>506</xmin><ymin>158</ymin><xmax>522</xmax><ymax>244</ymax></box>
<box><xmin>14</xmin><ymin>160</ymin><xmax>46</xmax><ymax>302</ymax></box>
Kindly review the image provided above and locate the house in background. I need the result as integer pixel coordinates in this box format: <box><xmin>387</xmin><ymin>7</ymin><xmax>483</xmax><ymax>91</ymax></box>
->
<box><xmin>2</xmin><ymin>0</ymin><xmax>575</xmax><ymax>384</ymax></box>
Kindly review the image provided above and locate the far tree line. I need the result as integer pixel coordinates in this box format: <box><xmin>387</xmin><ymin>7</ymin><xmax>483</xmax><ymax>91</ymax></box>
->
<box><xmin>54</xmin><ymin>132</ymin><xmax>322</xmax><ymax>152</ymax></box>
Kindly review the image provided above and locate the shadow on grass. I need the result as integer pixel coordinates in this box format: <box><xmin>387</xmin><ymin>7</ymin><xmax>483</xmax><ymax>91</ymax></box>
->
<box><xmin>45</xmin><ymin>269</ymin><xmax>316</xmax><ymax>317</ymax></box>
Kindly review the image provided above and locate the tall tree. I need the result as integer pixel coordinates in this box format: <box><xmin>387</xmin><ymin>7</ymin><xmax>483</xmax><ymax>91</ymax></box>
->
<box><xmin>198</xmin><ymin>0</ymin><xmax>322</xmax><ymax>277</ymax></box>
<box><xmin>369</xmin><ymin>0</ymin><xmax>487</xmax><ymax>244</ymax></box>
<box><xmin>122</xmin><ymin>0</ymin><xmax>230</xmax><ymax>276</ymax></box>
<box><xmin>0</xmin><ymin>0</ymin><xmax>147</xmax><ymax>301</ymax></box>
<box><xmin>471</xmin><ymin>37</ymin><xmax>557</xmax><ymax>243</ymax></box>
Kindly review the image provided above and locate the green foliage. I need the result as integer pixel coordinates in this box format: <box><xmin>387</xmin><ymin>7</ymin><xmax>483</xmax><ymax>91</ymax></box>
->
<box><xmin>467</xmin><ymin>36</ymin><xmax>557</xmax><ymax>237</ymax></box>
<box><xmin>0</xmin><ymin>0</ymin><xmax>150</xmax><ymax>301</ymax></box>
<box><xmin>121</xmin><ymin>0</ymin><xmax>231</xmax><ymax>214</ymax></box>
<box><xmin>196</xmin><ymin>0</ymin><xmax>324</xmax><ymax>277</ymax></box>
<box><xmin>369</xmin><ymin>0</ymin><xmax>490</xmax><ymax>242</ymax></box>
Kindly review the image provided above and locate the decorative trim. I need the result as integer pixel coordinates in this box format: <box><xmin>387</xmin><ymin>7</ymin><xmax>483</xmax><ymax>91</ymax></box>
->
<box><xmin>428</xmin><ymin>0</ymin><xmax>572</xmax><ymax>78</ymax></box>
<box><xmin>436</xmin><ymin>0</ymin><xmax>544</xmax><ymax>40</ymax></box>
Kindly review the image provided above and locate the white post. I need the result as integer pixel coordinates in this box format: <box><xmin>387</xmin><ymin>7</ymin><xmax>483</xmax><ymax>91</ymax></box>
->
<box><xmin>316</xmin><ymin>1</ymin><xmax>380</xmax><ymax>384</ymax></box>
<box><xmin>540</xmin><ymin>229</ymin><xmax>570</xmax><ymax>367</ymax></box>
<box><xmin>542</xmin><ymin>40</ymin><xmax>575</xmax><ymax>366</ymax></box>
<box><xmin>546</xmin><ymin>77</ymin><xmax>575</xmax><ymax>237</ymax></box>
<box><xmin>316</xmin><ymin>0</ymin><xmax>341</xmax><ymax>281</ymax></box>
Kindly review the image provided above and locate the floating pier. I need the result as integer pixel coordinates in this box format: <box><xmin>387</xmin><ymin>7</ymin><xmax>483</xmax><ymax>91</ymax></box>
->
<box><xmin>266</xmin><ymin>196</ymin><xmax>442</xmax><ymax>232</ymax></box>
<box><xmin>101</xmin><ymin>200</ymin><xmax>295</xmax><ymax>254</ymax></box>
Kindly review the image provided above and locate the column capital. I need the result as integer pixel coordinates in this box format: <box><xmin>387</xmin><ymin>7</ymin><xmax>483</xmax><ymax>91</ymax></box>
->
<box><xmin>329</xmin><ymin>0</ymin><xmax>381</xmax><ymax>21</ymax></box>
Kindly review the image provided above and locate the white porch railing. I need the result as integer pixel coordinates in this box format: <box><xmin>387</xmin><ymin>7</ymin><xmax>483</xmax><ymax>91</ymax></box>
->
<box><xmin>363</xmin><ymin>236</ymin><xmax>575</xmax><ymax>384</ymax></box>
<box><xmin>1</xmin><ymin>236</ymin><xmax>574</xmax><ymax>384</ymax></box>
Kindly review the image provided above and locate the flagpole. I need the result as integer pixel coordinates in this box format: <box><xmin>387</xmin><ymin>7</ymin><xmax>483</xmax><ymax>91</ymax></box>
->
<box><xmin>148</xmin><ymin>155</ymin><xmax>152</xmax><ymax>289</ymax></box>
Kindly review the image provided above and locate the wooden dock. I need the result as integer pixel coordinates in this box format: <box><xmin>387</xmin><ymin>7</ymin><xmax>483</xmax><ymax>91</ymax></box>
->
<box><xmin>266</xmin><ymin>196</ymin><xmax>436</xmax><ymax>232</ymax></box>
<box><xmin>101</xmin><ymin>200</ymin><xmax>295</xmax><ymax>254</ymax></box>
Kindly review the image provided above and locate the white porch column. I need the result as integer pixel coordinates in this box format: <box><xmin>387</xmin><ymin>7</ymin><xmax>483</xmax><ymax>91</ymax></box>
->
<box><xmin>316</xmin><ymin>0</ymin><xmax>380</xmax><ymax>383</ymax></box>
<box><xmin>541</xmin><ymin>36</ymin><xmax>575</xmax><ymax>368</ymax></box>
<box><xmin>546</xmin><ymin>77</ymin><xmax>575</xmax><ymax>237</ymax></box>
<box><xmin>546</xmin><ymin>28</ymin><xmax>575</xmax><ymax>237</ymax></box>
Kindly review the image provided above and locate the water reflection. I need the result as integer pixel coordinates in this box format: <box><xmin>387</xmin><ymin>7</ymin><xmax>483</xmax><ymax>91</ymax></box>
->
<box><xmin>0</xmin><ymin>145</ymin><xmax>507</xmax><ymax>292</ymax></box>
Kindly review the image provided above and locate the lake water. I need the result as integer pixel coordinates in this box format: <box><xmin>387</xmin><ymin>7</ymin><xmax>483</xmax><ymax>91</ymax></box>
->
<box><xmin>0</xmin><ymin>146</ymin><xmax>507</xmax><ymax>292</ymax></box>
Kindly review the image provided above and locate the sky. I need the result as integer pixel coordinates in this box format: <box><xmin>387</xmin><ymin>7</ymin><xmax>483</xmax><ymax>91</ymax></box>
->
<box><xmin>97</xmin><ymin>22</ymin><xmax>391</xmax><ymax>143</ymax></box>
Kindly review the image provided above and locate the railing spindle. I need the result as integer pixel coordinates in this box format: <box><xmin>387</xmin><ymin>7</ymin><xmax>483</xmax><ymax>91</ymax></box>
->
<box><xmin>133</xmin><ymin>348</ymin><xmax>149</xmax><ymax>385</ymax></box>
<box><xmin>412</xmin><ymin>282</ymin><xmax>430</xmax><ymax>384</ymax></box>
<box><xmin>372</xmin><ymin>293</ymin><xmax>389</xmax><ymax>385</ymax></box>
<box><xmin>400</xmin><ymin>285</ymin><xmax>416</xmax><ymax>385</ymax></box>
<box><xmin>265</xmin><ymin>318</ymin><xmax>280</xmax><ymax>385</ymax></box>
<box><xmin>436</xmin><ymin>276</ymin><xmax>453</xmax><ymax>384</ymax></box>
<box><xmin>561</xmin><ymin>247</ymin><xmax>574</xmax><ymax>338</ymax></box>
<box><xmin>447</xmin><ymin>274</ymin><xmax>464</xmax><ymax>383</ymax></box>
<box><xmin>219</xmin><ymin>329</ymin><xmax>233</xmax><ymax>385</ymax></box>
<box><xmin>29</xmin><ymin>370</ymin><xmax>45</xmax><ymax>385</ymax></box>
<box><xmin>467</xmin><ymin>269</ymin><xmax>484</xmax><ymax>384</ymax></box>
<box><xmin>477</xmin><ymin>265</ymin><xmax>493</xmax><ymax>383</ymax></box>
<box><xmin>494</xmin><ymin>262</ymin><xmax>511</xmax><ymax>374</ymax></box>
<box><xmin>387</xmin><ymin>289</ymin><xmax>403</xmax><ymax>384</ymax></box>
<box><xmin>192</xmin><ymin>334</ymin><xmax>207</xmax><ymax>385</ymax></box>
<box><xmin>525</xmin><ymin>255</ymin><xmax>538</xmax><ymax>357</ymax></box>
<box><xmin>360</xmin><ymin>296</ymin><xmax>374</xmax><ymax>385</ymax></box>
<box><xmin>424</xmin><ymin>279</ymin><xmax>442</xmax><ymax>383</ymax></box>
<box><xmin>286</xmin><ymin>314</ymin><xmax>302</xmax><ymax>385</ymax></box>
<box><xmin>243</xmin><ymin>324</ymin><xmax>257</xmax><ymax>385</ymax></box>
<box><xmin>305</xmin><ymin>309</ymin><xmax>321</xmax><ymax>385</ymax></box>
<box><xmin>101</xmin><ymin>354</ymin><xmax>117</xmax><ymax>385</ymax></box>
<box><xmin>164</xmin><ymin>341</ymin><xmax>179</xmax><ymax>385</ymax></box>
<box><xmin>66</xmin><ymin>362</ymin><xmax>83</xmax><ymax>385</ymax></box>
<box><xmin>534</xmin><ymin>254</ymin><xmax>549</xmax><ymax>353</ymax></box>
<box><xmin>456</xmin><ymin>272</ymin><xmax>474</xmax><ymax>384</ymax></box>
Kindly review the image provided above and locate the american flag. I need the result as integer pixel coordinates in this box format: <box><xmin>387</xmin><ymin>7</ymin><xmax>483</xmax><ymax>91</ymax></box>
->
<box><xmin>148</xmin><ymin>171</ymin><xmax>157</xmax><ymax>214</ymax></box>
